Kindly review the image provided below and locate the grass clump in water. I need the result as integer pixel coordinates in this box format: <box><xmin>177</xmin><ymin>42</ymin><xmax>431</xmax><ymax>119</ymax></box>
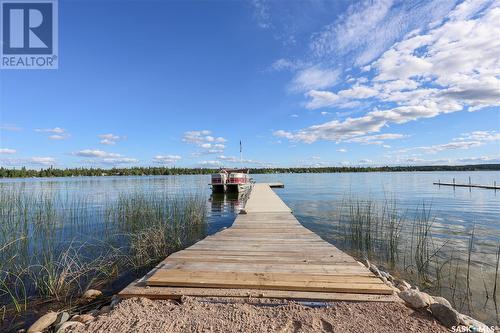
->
<box><xmin>334</xmin><ymin>197</ymin><xmax>499</xmax><ymax>325</ymax></box>
<box><xmin>0</xmin><ymin>189</ymin><xmax>207</xmax><ymax>329</ymax></box>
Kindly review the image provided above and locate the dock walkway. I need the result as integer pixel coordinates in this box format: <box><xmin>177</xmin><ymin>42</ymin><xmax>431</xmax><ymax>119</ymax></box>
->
<box><xmin>120</xmin><ymin>184</ymin><xmax>394</xmax><ymax>301</ymax></box>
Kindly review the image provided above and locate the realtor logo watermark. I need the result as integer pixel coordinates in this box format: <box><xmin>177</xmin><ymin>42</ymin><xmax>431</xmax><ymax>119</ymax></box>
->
<box><xmin>1</xmin><ymin>0</ymin><xmax>58</xmax><ymax>69</ymax></box>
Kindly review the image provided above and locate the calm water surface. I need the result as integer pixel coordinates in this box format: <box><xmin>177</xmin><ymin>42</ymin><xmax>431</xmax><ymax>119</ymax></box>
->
<box><xmin>1</xmin><ymin>171</ymin><xmax>499</xmax><ymax>324</ymax></box>
<box><xmin>255</xmin><ymin>171</ymin><xmax>500</xmax><ymax>251</ymax></box>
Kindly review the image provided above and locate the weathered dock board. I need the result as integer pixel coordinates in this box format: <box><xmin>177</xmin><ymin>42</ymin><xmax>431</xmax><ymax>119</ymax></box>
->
<box><xmin>433</xmin><ymin>181</ymin><xmax>499</xmax><ymax>190</ymax></box>
<box><xmin>120</xmin><ymin>183</ymin><xmax>395</xmax><ymax>301</ymax></box>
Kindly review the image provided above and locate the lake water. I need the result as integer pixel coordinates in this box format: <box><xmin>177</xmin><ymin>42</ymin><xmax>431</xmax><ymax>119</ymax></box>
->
<box><xmin>1</xmin><ymin>171</ymin><xmax>499</xmax><ymax>325</ymax></box>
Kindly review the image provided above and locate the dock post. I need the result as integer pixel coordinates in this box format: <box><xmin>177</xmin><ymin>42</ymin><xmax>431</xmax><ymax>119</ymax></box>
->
<box><xmin>453</xmin><ymin>178</ymin><xmax>455</xmax><ymax>186</ymax></box>
<box><xmin>469</xmin><ymin>176</ymin><xmax>471</xmax><ymax>185</ymax></box>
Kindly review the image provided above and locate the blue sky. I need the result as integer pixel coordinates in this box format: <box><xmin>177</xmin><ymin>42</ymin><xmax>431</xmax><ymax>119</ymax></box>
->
<box><xmin>0</xmin><ymin>0</ymin><xmax>499</xmax><ymax>168</ymax></box>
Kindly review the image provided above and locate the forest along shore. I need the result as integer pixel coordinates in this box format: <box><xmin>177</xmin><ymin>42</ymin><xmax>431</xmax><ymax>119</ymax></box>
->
<box><xmin>0</xmin><ymin>163</ymin><xmax>499</xmax><ymax>178</ymax></box>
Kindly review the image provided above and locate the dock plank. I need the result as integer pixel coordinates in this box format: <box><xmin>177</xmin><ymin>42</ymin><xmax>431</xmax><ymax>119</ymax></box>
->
<box><xmin>121</xmin><ymin>183</ymin><xmax>395</xmax><ymax>301</ymax></box>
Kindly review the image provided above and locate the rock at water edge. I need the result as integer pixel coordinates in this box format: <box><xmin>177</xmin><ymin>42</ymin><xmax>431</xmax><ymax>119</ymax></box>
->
<box><xmin>56</xmin><ymin>321</ymin><xmax>84</xmax><ymax>333</ymax></box>
<box><xmin>399</xmin><ymin>289</ymin><xmax>432</xmax><ymax>309</ymax></box>
<box><xmin>430</xmin><ymin>303</ymin><xmax>460</xmax><ymax>328</ymax></box>
<box><xmin>27</xmin><ymin>312</ymin><xmax>58</xmax><ymax>333</ymax></box>
<box><xmin>431</xmin><ymin>296</ymin><xmax>452</xmax><ymax>309</ymax></box>
<box><xmin>82</xmin><ymin>289</ymin><xmax>102</xmax><ymax>300</ymax></box>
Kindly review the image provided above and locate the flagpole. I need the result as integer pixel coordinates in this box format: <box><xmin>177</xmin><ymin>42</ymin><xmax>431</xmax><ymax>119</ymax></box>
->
<box><xmin>239</xmin><ymin>140</ymin><xmax>242</xmax><ymax>167</ymax></box>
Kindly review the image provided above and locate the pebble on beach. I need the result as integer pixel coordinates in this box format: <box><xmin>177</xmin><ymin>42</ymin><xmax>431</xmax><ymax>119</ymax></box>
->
<box><xmin>55</xmin><ymin>321</ymin><xmax>84</xmax><ymax>333</ymax></box>
<box><xmin>82</xmin><ymin>289</ymin><xmax>103</xmax><ymax>300</ymax></box>
<box><xmin>72</xmin><ymin>314</ymin><xmax>95</xmax><ymax>324</ymax></box>
<box><xmin>27</xmin><ymin>311</ymin><xmax>58</xmax><ymax>333</ymax></box>
<box><xmin>393</xmin><ymin>279</ymin><xmax>411</xmax><ymax>291</ymax></box>
<box><xmin>398</xmin><ymin>289</ymin><xmax>433</xmax><ymax>309</ymax></box>
<box><xmin>431</xmin><ymin>296</ymin><xmax>452</xmax><ymax>309</ymax></box>
<box><xmin>429</xmin><ymin>303</ymin><xmax>460</xmax><ymax>328</ymax></box>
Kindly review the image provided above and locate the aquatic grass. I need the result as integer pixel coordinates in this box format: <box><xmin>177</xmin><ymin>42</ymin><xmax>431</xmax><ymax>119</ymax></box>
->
<box><xmin>337</xmin><ymin>197</ymin><xmax>405</xmax><ymax>268</ymax></box>
<box><xmin>332</xmin><ymin>197</ymin><xmax>499</xmax><ymax>325</ymax></box>
<box><xmin>0</xmin><ymin>189</ymin><xmax>207</xmax><ymax>329</ymax></box>
<box><xmin>107</xmin><ymin>193</ymin><xmax>207</xmax><ymax>269</ymax></box>
<box><xmin>494</xmin><ymin>244</ymin><xmax>499</xmax><ymax>299</ymax></box>
<box><xmin>0</xmin><ymin>272</ymin><xmax>26</xmax><ymax>313</ymax></box>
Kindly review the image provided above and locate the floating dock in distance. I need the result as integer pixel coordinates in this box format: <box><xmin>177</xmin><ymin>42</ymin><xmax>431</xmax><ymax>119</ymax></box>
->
<box><xmin>267</xmin><ymin>182</ymin><xmax>284</xmax><ymax>188</ymax></box>
<box><xmin>433</xmin><ymin>182</ymin><xmax>499</xmax><ymax>190</ymax></box>
<box><xmin>120</xmin><ymin>183</ymin><xmax>395</xmax><ymax>302</ymax></box>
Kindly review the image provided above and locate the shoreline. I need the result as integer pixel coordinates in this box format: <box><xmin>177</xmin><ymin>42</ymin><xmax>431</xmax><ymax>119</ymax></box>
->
<box><xmin>6</xmin><ymin>250</ymin><xmax>498</xmax><ymax>333</ymax></box>
<box><xmin>7</xmin><ymin>253</ymin><xmax>498</xmax><ymax>333</ymax></box>
<box><xmin>1</xmin><ymin>164</ymin><xmax>499</xmax><ymax>179</ymax></box>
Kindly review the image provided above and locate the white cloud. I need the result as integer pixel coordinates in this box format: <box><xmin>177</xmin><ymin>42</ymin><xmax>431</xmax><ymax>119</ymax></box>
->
<box><xmin>397</xmin><ymin>130</ymin><xmax>500</xmax><ymax>154</ymax></box>
<box><xmin>35</xmin><ymin>127</ymin><xmax>70</xmax><ymax>140</ymax></box>
<box><xmin>310</xmin><ymin>0</ymin><xmax>394</xmax><ymax>64</ymax></box>
<box><xmin>199</xmin><ymin>160</ymin><xmax>222</xmax><ymax>167</ymax></box>
<box><xmin>309</xmin><ymin>0</ymin><xmax>457</xmax><ymax>66</ymax></box>
<box><xmin>455</xmin><ymin>155</ymin><xmax>500</xmax><ymax>163</ymax></box>
<box><xmin>290</xmin><ymin>67</ymin><xmax>339</xmax><ymax>92</ymax></box>
<box><xmin>74</xmin><ymin>149</ymin><xmax>121</xmax><ymax>158</ymax></box>
<box><xmin>153</xmin><ymin>155</ymin><xmax>182</xmax><ymax>164</ymax></box>
<box><xmin>250</xmin><ymin>0</ymin><xmax>271</xmax><ymax>29</ymax></box>
<box><xmin>274</xmin><ymin>115</ymin><xmax>409</xmax><ymax>144</ymax></box>
<box><xmin>290</xmin><ymin>114</ymin><xmax>299</xmax><ymax>118</ymax></box>
<box><xmin>182</xmin><ymin>130</ymin><xmax>212</xmax><ymax>144</ymax></box>
<box><xmin>217</xmin><ymin>155</ymin><xmax>274</xmax><ymax>167</ymax></box>
<box><xmin>457</xmin><ymin>130</ymin><xmax>500</xmax><ymax>142</ymax></box>
<box><xmin>305</xmin><ymin>90</ymin><xmax>339</xmax><ymax>109</ymax></box>
<box><xmin>305</xmin><ymin>84</ymin><xmax>379</xmax><ymax>110</ymax></box>
<box><xmin>183</xmin><ymin>130</ymin><xmax>227</xmax><ymax>154</ymax></box>
<box><xmin>218</xmin><ymin>155</ymin><xmax>240</xmax><ymax>163</ymax></box>
<box><xmin>0</xmin><ymin>124</ymin><xmax>22</xmax><ymax>132</ymax></box>
<box><xmin>48</xmin><ymin>135</ymin><xmax>68</xmax><ymax>140</ymax></box>
<box><xmin>0</xmin><ymin>148</ymin><xmax>16</xmax><ymax>154</ymax></box>
<box><xmin>32</xmin><ymin>157</ymin><xmax>55</xmax><ymax>165</ymax></box>
<box><xmin>75</xmin><ymin>151</ymin><xmax>139</xmax><ymax>165</ymax></box>
<box><xmin>419</xmin><ymin>141</ymin><xmax>482</xmax><ymax>154</ymax></box>
<box><xmin>346</xmin><ymin>133</ymin><xmax>406</xmax><ymax>145</ymax></box>
<box><xmin>99</xmin><ymin>133</ymin><xmax>125</xmax><ymax>145</ymax></box>
<box><xmin>403</xmin><ymin>157</ymin><xmax>451</xmax><ymax>165</ymax></box>
<box><xmin>396</xmin><ymin>155</ymin><xmax>500</xmax><ymax>165</ymax></box>
<box><xmin>0</xmin><ymin>157</ymin><xmax>55</xmax><ymax>167</ymax></box>
<box><xmin>100</xmin><ymin>157</ymin><xmax>138</xmax><ymax>165</ymax></box>
<box><xmin>35</xmin><ymin>127</ymin><xmax>65</xmax><ymax>134</ymax></box>
<box><xmin>337</xmin><ymin>148</ymin><xmax>347</xmax><ymax>153</ymax></box>
<box><xmin>271</xmin><ymin>58</ymin><xmax>303</xmax><ymax>71</ymax></box>
<box><xmin>276</xmin><ymin>1</ymin><xmax>500</xmax><ymax>144</ymax></box>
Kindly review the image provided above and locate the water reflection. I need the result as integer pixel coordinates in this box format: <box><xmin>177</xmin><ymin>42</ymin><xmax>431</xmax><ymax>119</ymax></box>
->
<box><xmin>206</xmin><ymin>191</ymin><xmax>249</xmax><ymax>233</ymax></box>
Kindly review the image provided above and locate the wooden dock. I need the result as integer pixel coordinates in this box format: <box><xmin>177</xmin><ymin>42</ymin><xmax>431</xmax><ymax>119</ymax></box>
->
<box><xmin>120</xmin><ymin>183</ymin><xmax>395</xmax><ymax>302</ymax></box>
<box><xmin>433</xmin><ymin>181</ymin><xmax>499</xmax><ymax>190</ymax></box>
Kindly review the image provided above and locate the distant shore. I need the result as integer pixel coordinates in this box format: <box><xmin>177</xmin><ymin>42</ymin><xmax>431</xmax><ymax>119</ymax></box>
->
<box><xmin>1</xmin><ymin>163</ymin><xmax>499</xmax><ymax>178</ymax></box>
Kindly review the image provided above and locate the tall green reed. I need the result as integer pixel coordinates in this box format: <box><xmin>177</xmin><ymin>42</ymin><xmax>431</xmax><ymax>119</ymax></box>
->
<box><xmin>0</xmin><ymin>189</ymin><xmax>207</xmax><ymax>321</ymax></box>
<box><xmin>334</xmin><ymin>197</ymin><xmax>498</xmax><ymax>324</ymax></box>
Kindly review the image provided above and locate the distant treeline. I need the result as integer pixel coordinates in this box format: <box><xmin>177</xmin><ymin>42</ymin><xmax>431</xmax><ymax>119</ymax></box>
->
<box><xmin>0</xmin><ymin>164</ymin><xmax>499</xmax><ymax>178</ymax></box>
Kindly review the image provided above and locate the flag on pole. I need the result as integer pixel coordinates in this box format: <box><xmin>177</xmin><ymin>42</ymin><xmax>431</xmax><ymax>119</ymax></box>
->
<box><xmin>240</xmin><ymin>140</ymin><xmax>242</xmax><ymax>153</ymax></box>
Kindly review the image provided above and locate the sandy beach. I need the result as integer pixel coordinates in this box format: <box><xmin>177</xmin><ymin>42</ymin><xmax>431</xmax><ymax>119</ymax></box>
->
<box><xmin>68</xmin><ymin>297</ymin><xmax>449</xmax><ymax>333</ymax></box>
